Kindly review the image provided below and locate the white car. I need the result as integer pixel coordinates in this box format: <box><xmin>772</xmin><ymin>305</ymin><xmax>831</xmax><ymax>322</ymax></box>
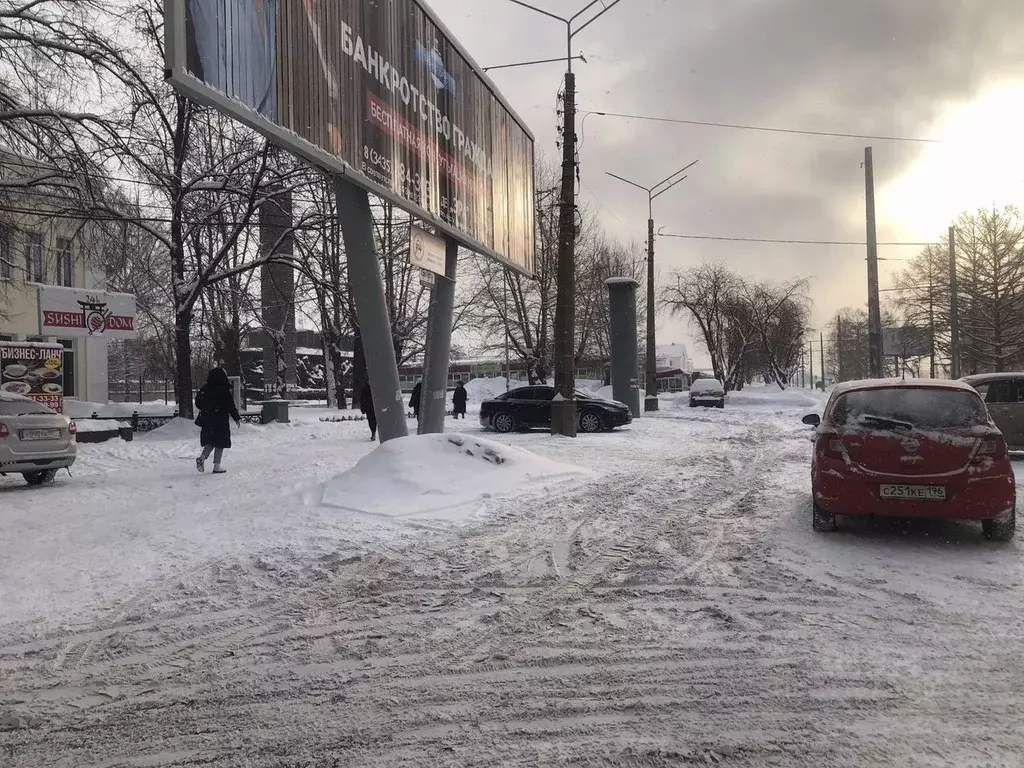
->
<box><xmin>689</xmin><ymin>378</ymin><xmax>726</xmax><ymax>409</ymax></box>
<box><xmin>0</xmin><ymin>392</ymin><xmax>77</xmax><ymax>485</ymax></box>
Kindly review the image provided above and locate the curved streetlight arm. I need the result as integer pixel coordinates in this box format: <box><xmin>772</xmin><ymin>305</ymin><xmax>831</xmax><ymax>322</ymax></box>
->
<box><xmin>506</xmin><ymin>0</ymin><xmax>566</xmax><ymax>23</ymax></box>
<box><xmin>605</xmin><ymin>170</ymin><xmax>651</xmax><ymax>195</ymax></box>
<box><xmin>651</xmin><ymin>174</ymin><xmax>688</xmax><ymax>202</ymax></box>
<box><xmin>574</xmin><ymin>0</ymin><xmax>628</xmax><ymax>35</ymax></box>
<box><xmin>651</xmin><ymin>159</ymin><xmax>699</xmax><ymax>197</ymax></box>
<box><xmin>484</xmin><ymin>54</ymin><xmax>586</xmax><ymax>72</ymax></box>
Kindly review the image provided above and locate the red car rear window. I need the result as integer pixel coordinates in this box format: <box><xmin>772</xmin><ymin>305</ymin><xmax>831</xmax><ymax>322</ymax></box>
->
<box><xmin>832</xmin><ymin>387</ymin><xmax>988</xmax><ymax>430</ymax></box>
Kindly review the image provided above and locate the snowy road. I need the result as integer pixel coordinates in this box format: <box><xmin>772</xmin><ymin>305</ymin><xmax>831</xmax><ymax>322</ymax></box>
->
<box><xmin>3</xmin><ymin>393</ymin><xmax>1024</xmax><ymax>767</ymax></box>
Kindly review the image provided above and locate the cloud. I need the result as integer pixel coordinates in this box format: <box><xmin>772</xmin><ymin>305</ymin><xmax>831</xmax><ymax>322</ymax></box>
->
<box><xmin>435</xmin><ymin>0</ymin><xmax>1024</xmax><ymax>366</ymax></box>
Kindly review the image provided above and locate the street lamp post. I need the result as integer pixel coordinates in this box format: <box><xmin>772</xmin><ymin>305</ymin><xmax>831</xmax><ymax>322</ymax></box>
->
<box><xmin>605</xmin><ymin>160</ymin><xmax>698</xmax><ymax>412</ymax></box>
<box><xmin>505</xmin><ymin>0</ymin><xmax>628</xmax><ymax>437</ymax></box>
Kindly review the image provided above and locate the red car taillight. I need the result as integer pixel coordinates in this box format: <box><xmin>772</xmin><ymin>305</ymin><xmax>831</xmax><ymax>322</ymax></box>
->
<box><xmin>0</xmin><ymin>423</ymin><xmax>8</xmax><ymax>439</ymax></box>
<box><xmin>67</xmin><ymin>420</ymin><xmax>77</xmax><ymax>436</ymax></box>
<box><xmin>974</xmin><ymin>434</ymin><xmax>1006</xmax><ymax>461</ymax></box>
<box><xmin>817</xmin><ymin>431</ymin><xmax>848</xmax><ymax>461</ymax></box>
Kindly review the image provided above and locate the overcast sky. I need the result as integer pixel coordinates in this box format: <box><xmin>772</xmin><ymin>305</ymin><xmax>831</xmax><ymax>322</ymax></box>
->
<box><xmin>432</xmin><ymin>0</ymin><xmax>1024</xmax><ymax>368</ymax></box>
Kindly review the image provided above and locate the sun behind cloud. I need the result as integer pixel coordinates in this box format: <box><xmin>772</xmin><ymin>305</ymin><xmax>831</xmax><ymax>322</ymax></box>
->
<box><xmin>882</xmin><ymin>80</ymin><xmax>1024</xmax><ymax>241</ymax></box>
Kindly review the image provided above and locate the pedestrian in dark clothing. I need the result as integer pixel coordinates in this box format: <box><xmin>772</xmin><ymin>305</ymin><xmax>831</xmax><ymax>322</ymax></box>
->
<box><xmin>410</xmin><ymin>381</ymin><xmax>422</xmax><ymax>419</ymax></box>
<box><xmin>194</xmin><ymin>367</ymin><xmax>241</xmax><ymax>474</ymax></box>
<box><xmin>452</xmin><ymin>381</ymin><xmax>468</xmax><ymax>419</ymax></box>
<box><xmin>359</xmin><ymin>382</ymin><xmax>377</xmax><ymax>441</ymax></box>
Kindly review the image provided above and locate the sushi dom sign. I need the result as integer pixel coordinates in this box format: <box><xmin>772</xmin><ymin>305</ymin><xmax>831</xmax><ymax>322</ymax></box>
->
<box><xmin>37</xmin><ymin>286</ymin><xmax>138</xmax><ymax>339</ymax></box>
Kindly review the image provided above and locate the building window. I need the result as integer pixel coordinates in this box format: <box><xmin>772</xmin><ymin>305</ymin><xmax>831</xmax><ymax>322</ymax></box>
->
<box><xmin>55</xmin><ymin>237</ymin><xmax>74</xmax><ymax>287</ymax></box>
<box><xmin>0</xmin><ymin>228</ymin><xmax>10</xmax><ymax>279</ymax></box>
<box><xmin>25</xmin><ymin>231</ymin><xmax>44</xmax><ymax>282</ymax></box>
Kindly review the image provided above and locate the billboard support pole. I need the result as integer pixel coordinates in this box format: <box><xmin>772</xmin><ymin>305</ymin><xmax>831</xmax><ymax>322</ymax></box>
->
<box><xmin>333</xmin><ymin>176</ymin><xmax>408</xmax><ymax>444</ymax></box>
<box><xmin>419</xmin><ymin>238</ymin><xmax>458</xmax><ymax>435</ymax></box>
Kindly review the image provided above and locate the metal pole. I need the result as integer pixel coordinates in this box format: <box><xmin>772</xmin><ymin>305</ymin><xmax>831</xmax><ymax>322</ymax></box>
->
<box><xmin>948</xmin><ymin>225</ymin><xmax>961</xmax><ymax>379</ymax></box>
<box><xmin>809</xmin><ymin>340</ymin><xmax>814</xmax><ymax>390</ymax></box>
<box><xmin>864</xmin><ymin>146</ymin><xmax>883</xmax><ymax>378</ymax></box>
<box><xmin>333</xmin><ymin>177</ymin><xmax>408</xmax><ymax>443</ymax></box>
<box><xmin>504</xmin><ymin>271</ymin><xmax>510</xmax><ymax>390</ymax></box>
<box><xmin>606</xmin><ymin>277</ymin><xmax>641</xmax><ymax>416</ymax></box>
<box><xmin>419</xmin><ymin>239</ymin><xmax>458</xmax><ymax>435</ymax></box>
<box><xmin>644</xmin><ymin>215</ymin><xmax>659</xmax><ymax>411</ymax></box>
<box><xmin>820</xmin><ymin>331</ymin><xmax>825</xmax><ymax>390</ymax></box>
<box><xmin>551</xmin><ymin>68</ymin><xmax>578</xmax><ymax>437</ymax></box>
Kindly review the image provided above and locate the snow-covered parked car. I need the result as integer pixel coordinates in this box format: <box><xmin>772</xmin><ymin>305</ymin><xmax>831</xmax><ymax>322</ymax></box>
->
<box><xmin>689</xmin><ymin>378</ymin><xmax>725</xmax><ymax>408</ymax></box>
<box><xmin>802</xmin><ymin>379</ymin><xmax>1016</xmax><ymax>540</ymax></box>
<box><xmin>0</xmin><ymin>392</ymin><xmax>77</xmax><ymax>486</ymax></box>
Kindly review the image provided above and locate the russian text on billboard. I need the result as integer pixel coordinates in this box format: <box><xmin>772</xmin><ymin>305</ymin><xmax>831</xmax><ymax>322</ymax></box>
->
<box><xmin>168</xmin><ymin>0</ymin><xmax>535</xmax><ymax>276</ymax></box>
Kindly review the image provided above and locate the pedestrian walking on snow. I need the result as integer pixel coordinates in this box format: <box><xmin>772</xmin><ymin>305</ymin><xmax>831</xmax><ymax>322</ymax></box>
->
<box><xmin>452</xmin><ymin>381</ymin><xmax>468</xmax><ymax>419</ymax></box>
<box><xmin>410</xmin><ymin>381</ymin><xmax>422</xmax><ymax>420</ymax></box>
<box><xmin>360</xmin><ymin>381</ymin><xmax>377</xmax><ymax>441</ymax></box>
<box><xmin>194</xmin><ymin>367</ymin><xmax>241</xmax><ymax>474</ymax></box>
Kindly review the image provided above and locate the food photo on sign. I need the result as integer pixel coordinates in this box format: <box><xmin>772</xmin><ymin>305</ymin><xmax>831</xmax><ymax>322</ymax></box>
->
<box><xmin>0</xmin><ymin>342</ymin><xmax>65</xmax><ymax>412</ymax></box>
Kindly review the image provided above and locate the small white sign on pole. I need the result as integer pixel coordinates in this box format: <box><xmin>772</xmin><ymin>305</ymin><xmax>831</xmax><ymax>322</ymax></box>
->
<box><xmin>419</xmin><ymin>269</ymin><xmax>435</xmax><ymax>289</ymax></box>
<box><xmin>409</xmin><ymin>225</ymin><xmax>446</xmax><ymax>276</ymax></box>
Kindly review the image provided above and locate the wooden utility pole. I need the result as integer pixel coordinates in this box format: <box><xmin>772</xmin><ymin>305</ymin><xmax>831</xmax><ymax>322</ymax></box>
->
<box><xmin>864</xmin><ymin>147</ymin><xmax>883</xmax><ymax>377</ymax></box>
<box><xmin>948</xmin><ymin>225</ymin><xmax>961</xmax><ymax>379</ymax></box>
<box><xmin>551</xmin><ymin>70</ymin><xmax>578</xmax><ymax>436</ymax></box>
<box><xmin>836</xmin><ymin>313</ymin><xmax>843</xmax><ymax>382</ymax></box>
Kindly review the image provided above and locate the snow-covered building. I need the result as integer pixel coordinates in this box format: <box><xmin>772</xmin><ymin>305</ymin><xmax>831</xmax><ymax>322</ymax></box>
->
<box><xmin>656</xmin><ymin>343</ymin><xmax>693</xmax><ymax>373</ymax></box>
<box><xmin>0</xmin><ymin>150</ymin><xmax>125</xmax><ymax>403</ymax></box>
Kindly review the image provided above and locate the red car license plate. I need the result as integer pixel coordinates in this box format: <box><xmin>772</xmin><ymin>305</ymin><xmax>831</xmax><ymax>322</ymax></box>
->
<box><xmin>880</xmin><ymin>484</ymin><xmax>947</xmax><ymax>501</ymax></box>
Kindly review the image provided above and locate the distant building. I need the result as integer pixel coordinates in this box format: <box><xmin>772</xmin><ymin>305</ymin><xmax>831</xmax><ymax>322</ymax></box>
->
<box><xmin>0</xmin><ymin>149</ymin><xmax>122</xmax><ymax>403</ymax></box>
<box><xmin>656</xmin><ymin>342</ymin><xmax>693</xmax><ymax>373</ymax></box>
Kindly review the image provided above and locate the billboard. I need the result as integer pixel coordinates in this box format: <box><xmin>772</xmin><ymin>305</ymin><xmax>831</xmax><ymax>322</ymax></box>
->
<box><xmin>1</xmin><ymin>342</ymin><xmax>65</xmax><ymax>412</ymax></box>
<box><xmin>164</xmin><ymin>0</ymin><xmax>536</xmax><ymax>276</ymax></box>
<box><xmin>882</xmin><ymin>326</ymin><xmax>932</xmax><ymax>359</ymax></box>
<box><xmin>38</xmin><ymin>286</ymin><xmax>138</xmax><ymax>339</ymax></box>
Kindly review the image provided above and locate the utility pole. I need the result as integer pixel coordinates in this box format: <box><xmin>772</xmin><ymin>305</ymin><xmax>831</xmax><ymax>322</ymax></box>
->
<box><xmin>605</xmin><ymin>159</ymin><xmax>698</xmax><ymax>413</ymax></box>
<box><xmin>809</xmin><ymin>340</ymin><xmax>815</xmax><ymax>390</ymax></box>
<box><xmin>551</xmin><ymin>66</ymin><xmax>578</xmax><ymax>435</ymax></box>
<box><xmin>820</xmin><ymin>331</ymin><xmax>825</xmax><ymax>390</ymax></box>
<box><xmin>800</xmin><ymin>347</ymin><xmax>805</xmax><ymax>388</ymax></box>
<box><xmin>948</xmin><ymin>225</ymin><xmax>961</xmax><ymax>379</ymax></box>
<box><xmin>835</xmin><ymin>313</ymin><xmax>845</xmax><ymax>382</ymax></box>
<box><xmin>864</xmin><ymin>146</ymin><xmax>883</xmax><ymax>378</ymax></box>
<box><xmin>928</xmin><ymin>267</ymin><xmax>936</xmax><ymax>379</ymax></box>
<box><xmin>505</xmin><ymin>0</ymin><xmax>628</xmax><ymax>437</ymax></box>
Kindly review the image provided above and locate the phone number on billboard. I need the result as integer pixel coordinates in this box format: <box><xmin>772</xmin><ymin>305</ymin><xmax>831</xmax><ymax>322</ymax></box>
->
<box><xmin>362</xmin><ymin>145</ymin><xmax>467</xmax><ymax>228</ymax></box>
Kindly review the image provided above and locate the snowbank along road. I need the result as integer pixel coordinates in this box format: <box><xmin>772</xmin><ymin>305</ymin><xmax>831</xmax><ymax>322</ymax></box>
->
<box><xmin>2</xmin><ymin>389</ymin><xmax>1024</xmax><ymax>767</ymax></box>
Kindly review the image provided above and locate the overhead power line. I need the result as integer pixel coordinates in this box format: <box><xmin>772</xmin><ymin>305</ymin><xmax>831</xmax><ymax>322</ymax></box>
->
<box><xmin>658</xmin><ymin>232</ymin><xmax>935</xmax><ymax>246</ymax></box>
<box><xmin>584</xmin><ymin>110</ymin><xmax>942</xmax><ymax>144</ymax></box>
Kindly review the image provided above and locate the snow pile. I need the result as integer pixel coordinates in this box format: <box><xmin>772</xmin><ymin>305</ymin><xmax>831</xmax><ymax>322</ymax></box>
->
<box><xmin>138</xmin><ymin>417</ymin><xmax>199</xmax><ymax>441</ymax></box>
<box><xmin>463</xmin><ymin>377</ymin><xmax>508</xmax><ymax>401</ymax></box>
<box><xmin>725</xmin><ymin>384</ymin><xmax>825</xmax><ymax>409</ymax></box>
<box><xmin>73</xmin><ymin>418</ymin><xmax>127</xmax><ymax>433</ymax></box>
<box><xmin>593</xmin><ymin>385</ymin><xmax>640</xmax><ymax>403</ymax></box>
<box><xmin>65</xmin><ymin>399</ymin><xmax>176</xmax><ymax>418</ymax></box>
<box><xmin>314</xmin><ymin>433</ymin><xmax>595</xmax><ymax>525</ymax></box>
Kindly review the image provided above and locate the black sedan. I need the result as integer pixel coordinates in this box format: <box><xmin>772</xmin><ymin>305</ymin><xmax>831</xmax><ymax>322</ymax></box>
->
<box><xmin>480</xmin><ymin>385</ymin><xmax>633</xmax><ymax>434</ymax></box>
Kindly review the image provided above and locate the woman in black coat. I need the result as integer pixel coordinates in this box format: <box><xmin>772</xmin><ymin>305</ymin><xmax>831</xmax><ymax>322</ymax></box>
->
<box><xmin>359</xmin><ymin>381</ymin><xmax>377</xmax><ymax>441</ymax></box>
<box><xmin>194</xmin><ymin>367</ymin><xmax>241</xmax><ymax>474</ymax></box>
<box><xmin>410</xmin><ymin>381</ymin><xmax>422</xmax><ymax>419</ymax></box>
<box><xmin>452</xmin><ymin>381</ymin><xmax>468</xmax><ymax>419</ymax></box>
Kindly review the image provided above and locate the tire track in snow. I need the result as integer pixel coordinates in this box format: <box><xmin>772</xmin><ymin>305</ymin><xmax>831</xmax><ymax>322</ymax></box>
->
<box><xmin>5</xmin><ymin>412</ymin><xmax>1024</xmax><ymax>767</ymax></box>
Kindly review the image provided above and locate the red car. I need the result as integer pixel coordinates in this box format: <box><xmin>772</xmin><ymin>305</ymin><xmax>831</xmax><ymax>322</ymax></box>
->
<box><xmin>803</xmin><ymin>379</ymin><xmax>1016</xmax><ymax>540</ymax></box>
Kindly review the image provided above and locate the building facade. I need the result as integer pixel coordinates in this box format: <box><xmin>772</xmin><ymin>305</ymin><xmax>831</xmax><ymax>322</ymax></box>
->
<box><xmin>0</xmin><ymin>151</ymin><xmax>113</xmax><ymax>403</ymax></box>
